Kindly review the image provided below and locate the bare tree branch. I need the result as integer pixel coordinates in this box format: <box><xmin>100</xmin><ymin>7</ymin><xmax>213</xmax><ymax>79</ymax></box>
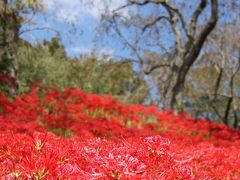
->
<box><xmin>161</xmin><ymin>2</ymin><xmax>190</xmax><ymax>39</ymax></box>
<box><xmin>189</xmin><ymin>0</ymin><xmax>207</xmax><ymax>37</ymax></box>
<box><xmin>162</xmin><ymin>5</ymin><xmax>183</xmax><ymax>55</ymax></box>
<box><xmin>112</xmin><ymin>15</ymin><xmax>144</xmax><ymax>65</ymax></box>
<box><xmin>129</xmin><ymin>0</ymin><xmax>165</xmax><ymax>6</ymax></box>
<box><xmin>144</xmin><ymin>63</ymin><xmax>170</xmax><ymax>75</ymax></box>
<box><xmin>142</xmin><ymin>16</ymin><xmax>171</xmax><ymax>32</ymax></box>
<box><xmin>19</xmin><ymin>27</ymin><xmax>60</xmax><ymax>36</ymax></box>
<box><xmin>194</xmin><ymin>0</ymin><xmax>218</xmax><ymax>53</ymax></box>
<box><xmin>112</xmin><ymin>0</ymin><xmax>165</xmax><ymax>13</ymax></box>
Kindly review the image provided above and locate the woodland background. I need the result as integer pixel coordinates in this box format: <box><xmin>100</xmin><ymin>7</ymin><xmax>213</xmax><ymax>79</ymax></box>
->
<box><xmin>0</xmin><ymin>0</ymin><xmax>240</xmax><ymax>128</ymax></box>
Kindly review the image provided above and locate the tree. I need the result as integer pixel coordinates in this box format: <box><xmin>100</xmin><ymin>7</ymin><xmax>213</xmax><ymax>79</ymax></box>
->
<box><xmin>0</xmin><ymin>0</ymin><xmax>20</xmax><ymax>94</ymax></box>
<box><xmin>0</xmin><ymin>0</ymin><xmax>42</xmax><ymax>95</ymax></box>
<box><xmin>17</xmin><ymin>38</ymin><xmax>150</xmax><ymax>104</ymax></box>
<box><xmin>187</xmin><ymin>21</ymin><xmax>240</xmax><ymax>127</ymax></box>
<box><xmin>100</xmin><ymin>0</ymin><xmax>218</xmax><ymax>109</ymax></box>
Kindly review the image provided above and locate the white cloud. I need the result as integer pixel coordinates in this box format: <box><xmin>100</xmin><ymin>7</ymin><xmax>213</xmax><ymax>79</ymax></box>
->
<box><xmin>42</xmin><ymin>0</ymin><xmax>128</xmax><ymax>23</ymax></box>
<box><xmin>66</xmin><ymin>45</ymin><xmax>93</xmax><ymax>56</ymax></box>
<box><xmin>95</xmin><ymin>48</ymin><xmax>115</xmax><ymax>61</ymax></box>
<box><xmin>66</xmin><ymin>45</ymin><xmax>114</xmax><ymax>60</ymax></box>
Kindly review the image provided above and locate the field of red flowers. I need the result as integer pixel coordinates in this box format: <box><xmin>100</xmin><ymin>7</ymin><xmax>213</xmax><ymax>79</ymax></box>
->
<box><xmin>0</xmin><ymin>85</ymin><xmax>240</xmax><ymax>179</ymax></box>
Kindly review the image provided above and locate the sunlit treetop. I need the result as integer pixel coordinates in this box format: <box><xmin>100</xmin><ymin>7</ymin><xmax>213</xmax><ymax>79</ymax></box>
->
<box><xmin>6</xmin><ymin>0</ymin><xmax>43</xmax><ymax>13</ymax></box>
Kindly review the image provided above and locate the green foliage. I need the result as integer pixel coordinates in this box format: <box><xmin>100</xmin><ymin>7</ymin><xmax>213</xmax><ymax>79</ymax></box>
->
<box><xmin>8</xmin><ymin>0</ymin><xmax>43</xmax><ymax>12</ymax></box>
<box><xmin>185</xmin><ymin>63</ymin><xmax>240</xmax><ymax>125</ymax></box>
<box><xmin>17</xmin><ymin>37</ymin><xmax>150</xmax><ymax>104</ymax></box>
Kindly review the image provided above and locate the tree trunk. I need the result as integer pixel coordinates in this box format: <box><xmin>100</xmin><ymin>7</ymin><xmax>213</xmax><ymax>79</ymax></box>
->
<box><xmin>170</xmin><ymin>0</ymin><xmax>218</xmax><ymax>108</ymax></box>
<box><xmin>0</xmin><ymin>0</ymin><xmax>20</xmax><ymax>95</ymax></box>
<box><xmin>223</xmin><ymin>97</ymin><xmax>232</xmax><ymax>125</ymax></box>
<box><xmin>233</xmin><ymin>104</ymin><xmax>238</xmax><ymax>129</ymax></box>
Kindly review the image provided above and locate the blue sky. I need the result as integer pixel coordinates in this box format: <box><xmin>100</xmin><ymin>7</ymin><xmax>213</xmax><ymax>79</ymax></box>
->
<box><xmin>20</xmin><ymin>0</ymin><xmax>129</xmax><ymax>58</ymax></box>
<box><xmin>19</xmin><ymin>0</ymin><xmax>239</xmax><ymax>60</ymax></box>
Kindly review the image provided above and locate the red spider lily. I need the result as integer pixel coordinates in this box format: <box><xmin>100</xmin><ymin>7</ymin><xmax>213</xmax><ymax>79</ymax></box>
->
<box><xmin>0</xmin><ymin>85</ymin><xmax>239</xmax><ymax>178</ymax></box>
